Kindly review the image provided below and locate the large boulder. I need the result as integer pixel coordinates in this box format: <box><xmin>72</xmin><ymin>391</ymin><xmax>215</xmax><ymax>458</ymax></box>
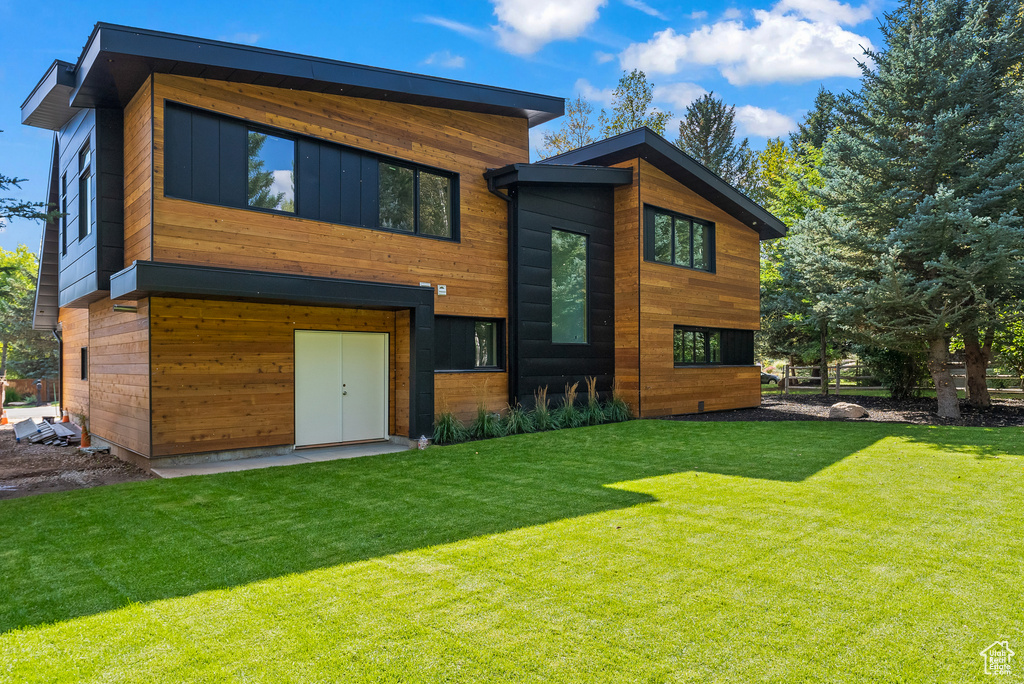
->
<box><xmin>829</xmin><ymin>402</ymin><xmax>869</xmax><ymax>419</ymax></box>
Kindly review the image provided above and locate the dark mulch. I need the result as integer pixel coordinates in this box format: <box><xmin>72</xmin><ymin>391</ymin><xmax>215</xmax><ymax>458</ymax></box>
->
<box><xmin>669</xmin><ymin>392</ymin><xmax>1024</xmax><ymax>428</ymax></box>
<box><xmin>0</xmin><ymin>424</ymin><xmax>154</xmax><ymax>500</ymax></box>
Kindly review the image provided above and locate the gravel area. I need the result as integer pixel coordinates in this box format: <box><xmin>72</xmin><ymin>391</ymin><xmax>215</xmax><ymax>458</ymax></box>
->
<box><xmin>669</xmin><ymin>393</ymin><xmax>1024</xmax><ymax>427</ymax></box>
<box><xmin>0</xmin><ymin>423</ymin><xmax>153</xmax><ymax>500</ymax></box>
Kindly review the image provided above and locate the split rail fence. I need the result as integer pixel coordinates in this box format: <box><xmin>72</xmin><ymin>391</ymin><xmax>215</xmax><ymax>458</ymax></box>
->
<box><xmin>775</xmin><ymin>361</ymin><xmax>1023</xmax><ymax>395</ymax></box>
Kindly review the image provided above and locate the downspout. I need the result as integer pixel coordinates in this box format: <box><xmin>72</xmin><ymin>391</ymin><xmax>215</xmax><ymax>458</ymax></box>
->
<box><xmin>486</xmin><ymin>174</ymin><xmax>516</xmax><ymax>406</ymax></box>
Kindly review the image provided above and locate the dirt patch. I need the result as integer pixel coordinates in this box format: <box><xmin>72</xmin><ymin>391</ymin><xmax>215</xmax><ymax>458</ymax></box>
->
<box><xmin>0</xmin><ymin>424</ymin><xmax>154</xmax><ymax>500</ymax></box>
<box><xmin>669</xmin><ymin>393</ymin><xmax>1024</xmax><ymax>427</ymax></box>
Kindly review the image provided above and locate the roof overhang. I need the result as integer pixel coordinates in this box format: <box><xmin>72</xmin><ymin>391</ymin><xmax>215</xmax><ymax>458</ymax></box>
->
<box><xmin>22</xmin><ymin>23</ymin><xmax>564</xmax><ymax>131</ymax></box>
<box><xmin>21</xmin><ymin>60</ymin><xmax>78</xmax><ymax>129</ymax></box>
<box><xmin>484</xmin><ymin>163</ymin><xmax>633</xmax><ymax>188</ymax></box>
<box><xmin>541</xmin><ymin>128</ymin><xmax>787</xmax><ymax>240</ymax></box>
<box><xmin>110</xmin><ymin>261</ymin><xmax>435</xmax><ymax>310</ymax></box>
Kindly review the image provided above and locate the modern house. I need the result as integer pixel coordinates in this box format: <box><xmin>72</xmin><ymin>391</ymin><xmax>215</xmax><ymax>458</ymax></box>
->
<box><xmin>23</xmin><ymin>24</ymin><xmax>785</xmax><ymax>467</ymax></box>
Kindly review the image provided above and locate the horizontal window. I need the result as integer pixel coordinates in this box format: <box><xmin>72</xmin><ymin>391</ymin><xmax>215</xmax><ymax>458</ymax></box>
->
<box><xmin>164</xmin><ymin>102</ymin><xmax>458</xmax><ymax>240</ymax></box>
<box><xmin>435</xmin><ymin>317</ymin><xmax>505</xmax><ymax>371</ymax></box>
<box><xmin>644</xmin><ymin>205</ymin><xmax>714</xmax><ymax>272</ymax></box>
<box><xmin>674</xmin><ymin>326</ymin><xmax>754</xmax><ymax>366</ymax></box>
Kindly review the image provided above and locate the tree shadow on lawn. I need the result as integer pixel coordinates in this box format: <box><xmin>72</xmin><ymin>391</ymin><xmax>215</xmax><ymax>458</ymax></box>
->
<box><xmin>0</xmin><ymin>420</ymin><xmax>946</xmax><ymax>633</ymax></box>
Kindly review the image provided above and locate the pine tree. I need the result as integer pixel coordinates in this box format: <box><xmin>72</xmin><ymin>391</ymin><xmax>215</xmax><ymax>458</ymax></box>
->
<box><xmin>803</xmin><ymin>0</ymin><xmax>1024</xmax><ymax>417</ymax></box>
<box><xmin>538</xmin><ymin>95</ymin><xmax>597</xmax><ymax>158</ymax></box>
<box><xmin>676</xmin><ymin>93</ymin><xmax>758</xmax><ymax>199</ymax></box>
<box><xmin>789</xmin><ymin>87</ymin><xmax>842</xmax><ymax>152</ymax></box>
<box><xmin>597</xmin><ymin>70</ymin><xmax>672</xmax><ymax>138</ymax></box>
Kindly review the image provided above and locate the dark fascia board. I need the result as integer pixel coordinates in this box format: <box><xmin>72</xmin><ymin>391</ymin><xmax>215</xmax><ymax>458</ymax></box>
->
<box><xmin>541</xmin><ymin>128</ymin><xmax>787</xmax><ymax>240</ymax></box>
<box><xmin>484</xmin><ymin>163</ymin><xmax>633</xmax><ymax>188</ymax></box>
<box><xmin>23</xmin><ymin>23</ymin><xmax>564</xmax><ymax>130</ymax></box>
<box><xmin>110</xmin><ymin>261</ymin><xmax>435</xmax><ymax>309</ymax></box>
<box><xmin>32</xmin><ymin>135</ymin><xmax>62</xmax><ymax>331</ymax></box>
<box><xmin>21</xmin><ymin>60</ymin><xmax>78</xmax><ymax>129</ymax></box>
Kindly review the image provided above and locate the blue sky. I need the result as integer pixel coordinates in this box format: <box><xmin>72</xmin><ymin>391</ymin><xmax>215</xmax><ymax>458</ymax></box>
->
<box><xmin>0</xmin><ymin>0</ymin><xmax>889</xmax><ymax>252</ymax></box>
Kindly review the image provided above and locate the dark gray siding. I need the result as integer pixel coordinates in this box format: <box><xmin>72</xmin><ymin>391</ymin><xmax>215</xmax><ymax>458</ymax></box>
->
<box><xmin>510</xmin><ymin>185</ymin><xmax>615</xmax><ymax>406</ymax></box>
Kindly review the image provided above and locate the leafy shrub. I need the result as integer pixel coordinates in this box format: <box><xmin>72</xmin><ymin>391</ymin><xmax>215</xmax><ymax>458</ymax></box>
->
<box><xmin>859</xmin><ymin>347</ymin><xmax>928</xmax><ymax>400</ymax></box>
<box><xmin>469</xmin><ymin>404</ymin><xmax>505</xmax><ymax>440</ymax></box>
<box><xmin>503</xmin><ymin>402</ymin><xmax>535</xmax><ymax>435</ymax></box>
<box><xmin>3</xmin><ymin>387</ymin><xmax>23</xmax><ymax>405</ymax></box>
<box><xmin>432</xmin><ymin>411</ymin><xmax>467</xmax><ymax>445</ymax></box>
<box><xmin>583</xmin><ymin>376</ymin><xmax>605</xmax><ymax>426</ymax></box>
<box><xmin>532</xmin><ymin>386</ymin><xmax>554</xmax><ymax>431</ymax></box>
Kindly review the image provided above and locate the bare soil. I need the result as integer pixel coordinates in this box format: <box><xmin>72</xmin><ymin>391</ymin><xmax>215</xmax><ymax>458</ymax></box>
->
<box><xmin>0</xmin><ymin>423</ymin><xmax>153</xmax><ymax>500</ymax></box>
<box><xmin>669</xmin><ymin>392</ymin><xmax>1024</xmax><ymax>427</ymax></box>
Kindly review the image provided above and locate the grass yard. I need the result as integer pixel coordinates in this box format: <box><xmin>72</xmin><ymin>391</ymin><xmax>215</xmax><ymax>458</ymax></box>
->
<box><xmin>1</xmin><ymin>420</ymin><xmax>1021</xmax><ymax>682</ymax></box>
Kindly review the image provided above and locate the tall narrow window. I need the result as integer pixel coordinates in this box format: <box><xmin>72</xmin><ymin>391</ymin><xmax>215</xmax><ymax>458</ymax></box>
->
<box><xmin>60</xmin><ymin>173</ymin><xmax>67</xmax><ymax>254</ymax></box>
<box><xmin>418</xmin><ymin>171</ymin><xmax>452</xmax><ymax>237</ymax></box>
<box><xmin>551</xmin><ymin>229</ymin><xmax>588</xmax><ymax>344</ymax></box>
<box><xmin>474</xmin><ymin>321</ymin><xmax>497</xmax><ymax>368</ymax></box>
<box><xmin>247</xmin><ymin>130</ymin><xmax>295</xmax><ymax>212</ymax></box>
<box><xmin>78</xmin><ymin>146</ymin><xmax>93</xmax><ymax>239</ymax></box>
<box><xmin>379</xmin><ymin>163</ymin><xmax>415</xmax><ymax>232</ymax></box>
<box><xmin>80</xmin><ymin>347</ymin><xmax>88</xmax><ymax>380</ymax></box>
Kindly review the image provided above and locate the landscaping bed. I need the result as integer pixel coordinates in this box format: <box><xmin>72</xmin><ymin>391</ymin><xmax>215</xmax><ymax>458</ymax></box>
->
<box><xmin>0</xmin><ymin>423</ymin><xmax>153</xmax><ymax>500</ymax></box>
<box><xmin>671</xmin><ymin>392</ymin><xmax>1024</xmax><ymax>427</ymax></box>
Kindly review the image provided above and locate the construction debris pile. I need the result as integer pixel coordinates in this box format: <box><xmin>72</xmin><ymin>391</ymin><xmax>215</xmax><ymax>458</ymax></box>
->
<box><xmin>13</xmin><ymin>417</ymin><xmax>82</xmax><ymax>447</ymax></box>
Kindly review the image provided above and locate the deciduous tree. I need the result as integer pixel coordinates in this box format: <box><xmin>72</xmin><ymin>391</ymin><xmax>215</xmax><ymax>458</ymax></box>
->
<box><xmin>598</xmin><ymin>69</ymin><xmax>672</xmax><ymax>138</ymax></box>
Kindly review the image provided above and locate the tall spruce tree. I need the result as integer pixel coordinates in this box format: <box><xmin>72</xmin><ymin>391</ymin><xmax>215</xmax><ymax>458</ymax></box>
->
<box><xmin>802</xmin><ymin>0</ymin><xmax>1024</xmax><ymax>417</ymax></box>
<box><xmin>676</xmin><ymin>93</ymin><xmax>758</xmax><ymax>199</ymax></box>
<box><xmin>789</xmin><ymin>88</ymin><xmax>842</xmax><ymax>152</ymax></box>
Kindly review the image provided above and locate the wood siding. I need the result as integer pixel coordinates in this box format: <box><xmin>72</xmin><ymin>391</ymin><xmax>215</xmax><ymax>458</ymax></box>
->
<box><xmin>434</xmin><ymin>372</ymin><xmax>508</xmax><ymax>422</ymax></box>
<box><xmin>149</xmin><ymin>73</ymin><xmax>525</xmax><ymax>320</ymax></box>
<box><xmin>59</xmin><ymin>307</ymin><xmax>89</xmax><ymax>420</ymax></box>
<box><xmin>149</xmin><ymin>298</ymin><xmax>411</xmax><ymax>458</ymax></box>
<box><xmin>88</xmin><ymin>297</ymin><xmax>150</xmax><ymax>456</ymax></box>
<box><xmin>124</xmin><ymin>77</ymin><xmax>153</xmax><ymax>265</ymax></box>
<box><xmin>612</xmin><ymin>160</ymin><xmax>641</xmax><ymax>414</ymax></box>
<box><xmin>636</xmin><ymin>160</ymin><xmax>761</xmax><ymax>416</ymax></box>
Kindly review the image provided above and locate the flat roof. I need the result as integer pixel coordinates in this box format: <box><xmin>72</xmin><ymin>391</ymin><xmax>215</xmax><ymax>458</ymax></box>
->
<box><xmin>542</xmin><ymin>128</ymin><xmax>786</xmax><ymax>240</ymax></box>
<box><xmin>23</xmin><ymin>23</ymin><xmax>564</xmax><ymax>130</ymax></box>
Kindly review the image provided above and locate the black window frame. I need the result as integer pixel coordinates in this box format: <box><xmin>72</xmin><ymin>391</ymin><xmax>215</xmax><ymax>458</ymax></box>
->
<box><xmin>80</xmin><ymin>347</ymin><xmax>88</xmax><ymax>380</ymax></box>
<box><xmin>244</xmin><ymin>125</ymin><xmax>298</xmax><ymax>216</ymax></box>
<box><xmin>78</xmin><ymin>144</ymin><xmax>93</xmax><ymax>240</ymax></box>
<box><xmin>60</xmin><ymin>172</ymin><xmax>68</xmax><ymax>255</ymax></box>
<box><xmin>674</xmin><ymin>326</ymin><xmax>754</xmax><ymax>367</ymax></box>
<box><xmin>644</xmin><ymin>205</ymin><xmax>715</xmax><ymax>273</ymax></box>
<box><xmin>162</xmin><ymin>101</ymin><xmax>460</xmax><ymax>243</ymax></box>
<box><xmin>434</xmin><ymin>316</ymin><xmax>505</xmax><ymax>372</ymax></box>
<box><xmin>550</xmin><ymin>227</ymin><xmax>590</xmax><ymax>346</ymax></box>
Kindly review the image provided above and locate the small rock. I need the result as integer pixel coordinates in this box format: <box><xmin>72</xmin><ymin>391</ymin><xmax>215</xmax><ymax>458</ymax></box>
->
<box><xmin>829</xmin><ymin>402</ymin><xmax>869</xmax><ymax>419</ymax></box>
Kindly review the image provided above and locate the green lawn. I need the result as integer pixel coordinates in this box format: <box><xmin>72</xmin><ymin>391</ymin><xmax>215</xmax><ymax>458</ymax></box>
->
<box><xmin>2</xmin><ymin>421</ymin><xmax>1022</xmax><ymax>682</ymax></box>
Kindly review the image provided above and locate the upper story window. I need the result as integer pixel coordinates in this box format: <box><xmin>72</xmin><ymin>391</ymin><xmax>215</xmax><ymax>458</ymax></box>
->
<box><xmin>551</xmin><ymin>228</ymin><xmax>588</xmax><ymax>344</ymax></box>
<box><xmin>60</xmin><ymin>173</ymin><xmax>67</xmax><ymax>254</ymax></box>
<box><xmin>164</xmin><ymin>102</ymin><xmax>458</xmax><ymax>241</ymax></box>
<box><xmin>78</xmin><ymin>145</ymin><xmax>93</xmax><ymax>240</ymax></box>
<box><xmin>247</xmin><ymin>130</ymin><xmax>295</xmax><ymax>213</ymax></box>
<box><xmin>644</xmin><ymin>205</ymin><xmax>714</xmax><ymax>272</ymax></box>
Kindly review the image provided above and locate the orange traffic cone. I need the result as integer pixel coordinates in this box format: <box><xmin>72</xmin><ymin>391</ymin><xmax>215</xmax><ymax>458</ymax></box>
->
<box><xmin>0</xmin><ymin>410</ymin><xmax>7</xmax><ymax>426</ymax></box>
<box><xmin>61</xmin><ymin>408</ymin><xmax>70</xmax><ymax>423</ymax></box>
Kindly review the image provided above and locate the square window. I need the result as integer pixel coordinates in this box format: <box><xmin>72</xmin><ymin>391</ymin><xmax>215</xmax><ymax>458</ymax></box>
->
<box><xmin>645</xmin><ymin>207</ymin><xmax>714</xmax><ymax>272</ymax></box>
<box><xmin>247</xmin><ymin>131</ymin><xmax>295</xmax><ymax>212</ymax></box>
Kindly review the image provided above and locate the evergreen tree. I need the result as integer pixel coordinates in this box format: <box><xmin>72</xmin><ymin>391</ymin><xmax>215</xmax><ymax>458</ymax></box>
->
<box><xmin>539</xmin><ymin>95</ymin><xmax>597</xmax><ymax>158</ymax></box>
<box><xmin>789</xmin><ymin>88</ymin><xmax>843</xmax><ymax>152</ymax></box>
<box><xmin>802</xmin><ymin>0</ymin><xmax>1024</xmax><ymax>417</ymax></box>
<box><xmin>246</xmin><ymin>132</ymin><xmax>285</xmax><ymax>210</ymax></box>
<box><xmin>676</xmin><ymin>93</ymin><xmax>758</xmax><ymax>199</ymax></box>
<box><xmin>598</xmin><ymin>70</ymin><xmax>672</xmax><ymax>138</ymax></box>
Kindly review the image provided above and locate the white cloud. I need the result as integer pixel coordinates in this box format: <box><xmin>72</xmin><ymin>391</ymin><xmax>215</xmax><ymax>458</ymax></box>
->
<box><xmin>594</xmin><ymin>50</ymin><xmax>616</xmax><ymax>63</ymax></box>
<box><xmin>270</xmin><ymin>170</ymin><xmax>293</xmax><ymax>202</ymax></box>
<box><xmin>621</xmin><ymin>0</ymin><xmax>667</xmax><ymax>19</ymax></box>
<box><xmin>575</xmin><ymin>78</ymin><xmax>615</xmax><ymax>105</ymax></box>
<box><xmin>418</xmin><ymin>15</ymin><xmax>488</xmax><ymax>39</ymax></box>
<box><xmin>424</xmin><ymin>50</ymin><xmax>466</xmax><ymax>68</ymax></box>
<box><xmin>219</xmin><ymin>32</ymin><xmax>261</xmax><ymax>45</ymax></box>
<box><xmin>689</xmin><ymin>10</ymin><xmax>708</xmax><ymax>20</ymax></box>
<box><xmin>721</xmin><ymin>7</ymin><xmax>744</xmax><ymax>19</ymax></box>
<box><xmin>654</xmin><ymin>82</ymin><xmax>708</xmax><ymax>110</ymax></box>
<box><xmin>734</xmin><ymin>105</ymin><xmax>797</xmax><ymax>136</ymax></box>
<box><xmin>492</xmin><ymin>0</ymin><xmax>608</xmax><ymax>55</ymax></box>
<box><xmin>619</xmin><ymin>0</ymin><xmax>873</xmax><ymax>85</ymax></box>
